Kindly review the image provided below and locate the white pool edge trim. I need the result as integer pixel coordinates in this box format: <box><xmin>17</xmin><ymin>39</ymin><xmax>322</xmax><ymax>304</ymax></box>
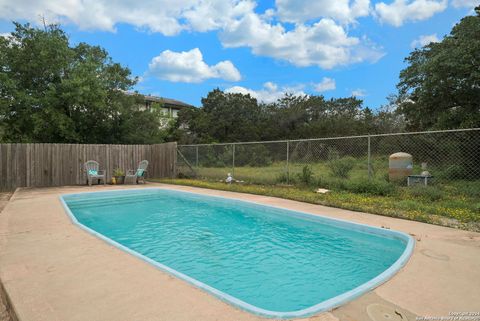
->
<box><xmin>59</xmin><ymin>188</ymin><xmax>415</xmax><ymax>319</ymax></box>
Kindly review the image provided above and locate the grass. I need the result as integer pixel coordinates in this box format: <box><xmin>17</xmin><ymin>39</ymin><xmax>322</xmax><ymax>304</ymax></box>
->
<box><xmin>179</xmin><ymin>156</ymin><xmax>428</xmax><ymax>185</ymax></box>
<box><xmin>150</xmin><ymin>177</ymin><xmax>480</xmax><ymax>232</ymax></box>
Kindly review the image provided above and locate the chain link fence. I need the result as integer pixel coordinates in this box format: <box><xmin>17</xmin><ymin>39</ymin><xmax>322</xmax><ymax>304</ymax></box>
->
<box><xmin>177</xmin><ymin>128</ymin><xmax>480</xmax><ymax>186</ymax></box>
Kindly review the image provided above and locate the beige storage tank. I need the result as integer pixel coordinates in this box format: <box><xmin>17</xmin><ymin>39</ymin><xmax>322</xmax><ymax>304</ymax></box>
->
<box><xmin>389</xmin><ymin>152</ymin><xmax>413</xmax><ymax>182</ymax></box>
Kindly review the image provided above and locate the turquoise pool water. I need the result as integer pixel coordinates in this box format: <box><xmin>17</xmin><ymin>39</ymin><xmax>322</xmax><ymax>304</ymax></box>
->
<box><xmin>62</xmin><ymin>189</ymin><xmax>413</xmax><ymax>318</ymax></box>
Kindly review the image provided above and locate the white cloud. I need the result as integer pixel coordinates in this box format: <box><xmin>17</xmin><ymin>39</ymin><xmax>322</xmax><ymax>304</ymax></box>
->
<box><xmin>374</xmin><ymin>0</ymin><xmax>447</xmax><ymax>26</ymax></box>
<box><xmin>183</xmin><ymin>0</ymin><xmax>256</xmax><ymax>32</ymax></box>
<box><xmin>263</xmin><ymin>81</ymin><xmax>278</xmax><ymax>91</ymax></box>
<box><xmin>313</xmin><ymin>77</ymin><xmax>336</xmax><ymax>92</ymax></box>
<box><xmin>275</xmin><ymin>0</ymin><xmax>371</xmax><ymax>24</ymax></box>
<box><xmin>451</xmin><ymin>0</ymin><xmax>478</xmax><ymax>8</ymax></box>
<box><xmin>411</xmin><ymin>33</ymin><xmax>440</xmax><ymax>48</ymax></box>
<box><xmin>351</xmin><ymin>89</ymin><xmax>367</xmax><ymax>97</ymax></box>
<box><xmin>0</xmin><ymin>0</ymin><xmax>258</xmax><ymax>36</ymax></box>
<box><xmin>147</xmin><ymin>48</ymin><xmax>241</xmax><ymax>83</ymax></box>
<box><xmin>0</xmin><ymin>0</ymin><xmax>383</xmax><ymax>69</ymax></box>
<box><xmin>0</xmin><ymin>0</ymin><xmax>239</xmax><ymax>36</ymax></box>
<box><xmin>220</xmin><ymin>14</ymin><xmax>383</xmax><ymax>69</ymax></box>
<box><xmin>225</xmin><ymin>82</ymin><xmax>307</xmax><ymax>103</ymax></box>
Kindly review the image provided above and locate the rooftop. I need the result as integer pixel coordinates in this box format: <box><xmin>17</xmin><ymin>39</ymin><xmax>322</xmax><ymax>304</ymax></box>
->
<box><xmin>124</xmin><ymin>91</ymin><xmax>194</xmax><ymax>109</ymax></box>
<box><xmin>140</xmin><ymin>93</ymin><xmax>193</xmax><ymax>109</ymax></box>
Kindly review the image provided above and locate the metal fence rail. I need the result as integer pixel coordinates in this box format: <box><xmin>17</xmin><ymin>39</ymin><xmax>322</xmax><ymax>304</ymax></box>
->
<box><xmin>177</xmin><ymin>128</ymin><xmax>480</xmax><ymax>186</ymax></box>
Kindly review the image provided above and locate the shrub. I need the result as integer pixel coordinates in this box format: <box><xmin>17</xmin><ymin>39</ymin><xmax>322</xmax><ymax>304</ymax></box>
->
<box><xmin>113</xmin><ymin>168</ymin><xmax>125</xmax><ymax>176</ymax></box>
<box><xmin>234</xmin><ymin>145</ymin><xmax>272</xmax><ymax>167</ymax></box>
<box><xmin>438</xmin><ymin>164</ymin><xmax>470</xmax><ymax>180</ymax></box>
<box><xmin>316</xmin><ymin>176</ymin><xmax>396</xmax><ymax>196</ymax></box>
<box><xmin>344</xmin><ymin>179</ymin><xmax>397</xmax><ymax>196</ymax></box>
<box><xmin>248</xmin><ymin>145</ymin><xmax>272</xmax><ymax>167</ymax></box>
<box><xmin>473</xmin><ymin>202</ymin><xmax>480</xmax><ymax>213</ymax></box>
<box><xmin>177</xmin><ymin>172</ymin><xmax>194</xmax><ymax>179</ymax></box>
<box><xmin>327</xmin><ymin>157</ymin><xmax>355</xmax><ymax>179</ymax></box>
<box><xmin>275</xmin><ymin>173</ymin><xmax>289</xmax><ymax>184</ymax></box>
<box><xmin>450</xmin><ymin>181</ymin><xmax>480</xmax><ymax>198</ymax></box>
<box><xmin>200</xmin><ymin>148</ymin><xmax>226</xmax><ymax>167</ymax></box>
<box><xmin>297</xmin><ymin>165</ymin><xmax>314</xmax><ymax>185</ymax></box>
<box><xmin>383</xmin><ymin>172</ymin><xmax>390</xmax><ymax>182</ymax></box>
<box><xmin>327</xmin><ymin>148</ymin><xmax>340</xmax><ymax>160</ymax></box>
<box><xmin>316</xmin><ymin>176</ymin><xmax>345</xmax><ymax>190</ymax></box>
<box><xmin>407</xmin><ymin>186</ymin><xmax>444</xmax><ymax>201</ymax></box>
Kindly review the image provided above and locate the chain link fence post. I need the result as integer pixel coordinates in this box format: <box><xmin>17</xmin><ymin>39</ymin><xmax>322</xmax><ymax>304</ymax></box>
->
<box><xmin>367</xmin><ymin>135</ymin><xmax>372</xmax><ymax>179</ymax></box>
<box><xmin>195</xmin><ymin>145</ymin><xmax>199</xmax><ymax>168</ymax></box>
<box><xmin>286</xmin><ymin>140</ymin><xmax>290</xmax><ymax>184</ymax></box>
<box><xmin>232</xmin><ymin>143</ymin><xmax>235</xmax><ymax>177</ymax></box>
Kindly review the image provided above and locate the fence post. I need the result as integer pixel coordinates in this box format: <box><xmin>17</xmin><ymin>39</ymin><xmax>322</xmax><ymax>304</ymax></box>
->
<box><xmin>232</xmin><ymin>144</ymin><xmax>235</xmax><ymax>177</ymax></box>
<box><xmin>286</xmin><ymin>140</ymin><xmax>290</xmax><ymax>184</ymax></box>
<box><xmin>367</xmin><ymin>135</ymin><xmax>372</xmax><ymax>179</ymax></box>
<box><xmin>195</xmin><ymin>146</ymin><xmax>199</xmax><ymax>168</ymax></box>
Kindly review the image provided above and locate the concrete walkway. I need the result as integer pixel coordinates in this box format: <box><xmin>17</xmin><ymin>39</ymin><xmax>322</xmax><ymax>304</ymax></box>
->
<box><xmin>0</xmin><ymin>184</ymin><xmax>479</xmax><ymax>321</ymax></box>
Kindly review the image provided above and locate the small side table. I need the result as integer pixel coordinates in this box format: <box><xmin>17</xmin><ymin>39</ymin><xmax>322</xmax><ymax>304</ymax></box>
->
<box><xmin>407</xmin><ymin>175</ymin><xmax>433</xmax><ymax>186</ymax></box>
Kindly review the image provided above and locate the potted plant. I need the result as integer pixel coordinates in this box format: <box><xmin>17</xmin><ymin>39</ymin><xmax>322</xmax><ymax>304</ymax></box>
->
<box><xmin>113</xmin><ymin>168</ymin><xmax>125</xmax><ymax>184</ymax></box>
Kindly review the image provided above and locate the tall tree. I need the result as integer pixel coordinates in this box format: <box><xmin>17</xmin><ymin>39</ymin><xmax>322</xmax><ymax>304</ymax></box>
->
<box><xmin>191</xmin><ymin>89</ymin><xmax>266</xmax><ymax>143</ymax></box>
<box><xmin>398</xmin><ymin>7</ymin><xmax>480</xmax><ymax>130</ymax></box>
<box><xmin>172</xmin><ymin>89</ymin><xmax>404</xmax><ymax>144</ymax></box>
<box><xmin>0</xmin><ymin>22</ymin><xmax>165</xmax><ymax>143</ymax></box>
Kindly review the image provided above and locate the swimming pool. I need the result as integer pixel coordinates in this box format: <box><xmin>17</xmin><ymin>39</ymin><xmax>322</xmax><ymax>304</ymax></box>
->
<box><xmin>61</xmin><ymin>188</ymin><xmax>414</xmax><ymax>319</ymax></box>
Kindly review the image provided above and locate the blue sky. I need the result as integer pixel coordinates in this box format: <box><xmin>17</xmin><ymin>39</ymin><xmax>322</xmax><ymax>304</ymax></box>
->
<box><xmin>0</xmin><ymin>0</ymin><xmax>476</xmax><ymax>108</ymax></box>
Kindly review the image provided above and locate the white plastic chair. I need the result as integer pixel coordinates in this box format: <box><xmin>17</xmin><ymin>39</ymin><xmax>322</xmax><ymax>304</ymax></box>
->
<box><xmin>125</xmin><ymin>160</ymin><xmax>149</xmax><ymax>184</ymax></box>
<box><xmin>84</xmin><ymin>160</ymin><xmax>106</xmax><ymax>186</ymax></box>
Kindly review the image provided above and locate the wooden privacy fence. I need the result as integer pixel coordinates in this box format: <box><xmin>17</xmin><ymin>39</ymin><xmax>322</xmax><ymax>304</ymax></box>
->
<box><xmin>0</xmin><ymin>142</ymin><xmax>177</xmax><ymax>191</ymax></box>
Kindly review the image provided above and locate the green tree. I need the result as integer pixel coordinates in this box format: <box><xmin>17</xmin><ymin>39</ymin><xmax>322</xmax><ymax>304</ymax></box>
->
<box><xmin>398</xmin><ymin>7</ymin><xmax>480</xmax><ymax>130</ymax></box>
<box><xmin>171</xmin><ymin>104</ymin><xmax>215</xmax><ymax>144</ymax></box>
<box><xmin>0</xmin><ymin>22</ymin><xmax>165</xmax><ymax>143</ymax></box>
<box><xmin>171</xmin><ymin>88</ymin><xmax>403</xmax><ymax>144</ymax></box>
<box><xmin>119</xmin><ymin>102</ymin><xmax>171</xmax><ymax>144</ymax></box>
<box><xmin>174</xmin><ymin>89</ymin><xmax>266</xmax><ymax>143</ymax></box>
<box><xmin>267</xmin><ymin>94</ymin><xmax>310</xmax><ymax>139</ymax></box>
<box><xmin>267</xmin><ymin>95</ymin><xmax>374</xmax><ymax>139</ymax></box>
<box><xmin>370</xmin><ymin>94</ymin><xmax>405</xmax><ymax>134</ymax></box>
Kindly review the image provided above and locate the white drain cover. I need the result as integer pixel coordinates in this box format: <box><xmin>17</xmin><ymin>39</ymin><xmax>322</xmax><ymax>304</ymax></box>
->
<box><xmin>367</xmin><ymin>303</ymin><xmax>409</xmax><ymax>321</ymax></box>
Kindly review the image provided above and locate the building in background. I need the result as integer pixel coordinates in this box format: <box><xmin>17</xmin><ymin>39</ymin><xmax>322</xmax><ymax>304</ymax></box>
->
<box><xmin>138</xmin><ymin>94</ymin><xmax>193</xmax><ymax>118</ymax></box>
<box><xmin>127</xmin><ymin>92</ymin><xmax>193</xmax><ymax>127</ymax></box>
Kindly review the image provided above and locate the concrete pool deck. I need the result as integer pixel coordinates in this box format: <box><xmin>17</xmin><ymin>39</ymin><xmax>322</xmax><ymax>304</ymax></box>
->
<box><xmin>0</xmin><ymin>184</ymin><xmax>479</xmax><ymax>321</ymax></box>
